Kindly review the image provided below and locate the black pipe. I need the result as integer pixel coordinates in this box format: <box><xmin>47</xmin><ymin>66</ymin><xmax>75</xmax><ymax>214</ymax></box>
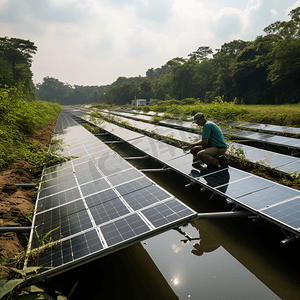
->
<box><xmin>15</xmin><ymin>184</ymin><xmax>36</xmax><ymax>188</ymax></box>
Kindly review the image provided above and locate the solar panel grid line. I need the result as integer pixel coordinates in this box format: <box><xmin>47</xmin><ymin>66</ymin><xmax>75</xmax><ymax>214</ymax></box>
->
<box><xmin>77</xmin><ymin>144</ymin><xmax>139</xmax><ymax>217</ymax></box>
<box><xmin>258</xmin><ymin>199</ymin><xmax>300</xmax><ymax>233</ymax></box>
<box><xmin>36</xmin><ymin>187</ymin><xmax>82</xmax><ymax>213</ymax></box>
<box><xmin>140</xmin><ymin>198</ymin><xmax>197</xmax><ymax>230</ymax></box>
<box><xmin>137</xmin><ymin>210</ymin><xmax>156</xmax><ymax>230</ymax></box>
<box><xmin>259</xmin><ymin>195</ymin><xmax>300</xmax><ymax>212</ymax></box>
<box><xmin>204</xmin><ymin>173</ymin><xmax>254</xmax><ymax>190</ymax></box>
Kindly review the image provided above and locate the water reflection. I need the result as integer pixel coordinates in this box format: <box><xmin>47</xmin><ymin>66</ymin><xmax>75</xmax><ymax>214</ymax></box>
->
<box><xmin>190</xmin><ymin>222</ymin><xmax>220</xmax><ymax>256</ymax></box>
<box><xmin>143</xmin><ymin>220</ymin><xmax>284</xmax><ymax>299</ymax></box>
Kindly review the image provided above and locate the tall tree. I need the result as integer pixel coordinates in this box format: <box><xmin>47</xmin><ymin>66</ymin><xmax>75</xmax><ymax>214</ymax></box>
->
<box><xmin>0</xmin><ymin>37</ymin><xmax>37</xmax><ymax>82</ymax></box>
<box><xmin>188</xmin><ymin>46</ymin><xmax>213</xmax><ymax>61</ymax></box>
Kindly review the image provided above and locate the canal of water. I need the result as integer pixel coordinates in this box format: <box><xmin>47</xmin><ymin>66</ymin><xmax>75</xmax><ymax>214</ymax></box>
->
<box><xmin>49</xmin><ymin>136</ymin><xmax>300</xmax><ymax>299</ymax></box>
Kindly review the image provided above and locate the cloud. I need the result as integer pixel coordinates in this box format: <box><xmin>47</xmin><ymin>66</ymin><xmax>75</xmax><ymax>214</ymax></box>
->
<box><xmin>1</xmin><ymin>0</ymin><xmax>296</xmax><ymax>87</ymax></box>
<box><xmin>211</xmin><ymin>0</ymin><xmax>261</xmax><ymax>42</ymax></box>
<box><xmin>135</xmin><ymin>0</ymin><xmax>173</xmax><ymax>23</ymax></box>
<box><xmin>171</xmin><ymin>243</ymin><xmax>184</xmax><ymax>254</ymax></box>
<box><xmin>271</xmin><ymin>9</ymin><xmax>278</xmax><ymax>16</ymax></box>
<box><xmin>286</xmin><ymin>0</ymin><xmax>300</xmax><ymax>16</ymax></box>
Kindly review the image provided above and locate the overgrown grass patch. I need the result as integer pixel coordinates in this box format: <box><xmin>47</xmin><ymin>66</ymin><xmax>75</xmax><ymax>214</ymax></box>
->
<box><xmin>0</xmin><ymin>87</ymin><xmax>62</xmax><ymax>168</ymax></box>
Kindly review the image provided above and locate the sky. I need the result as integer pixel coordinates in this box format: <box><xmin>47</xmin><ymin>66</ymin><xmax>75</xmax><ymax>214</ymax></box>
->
<box><xmin>1</xmin><ymin>0</ymin><xmax>299</xmax><ymax>87</ymax></box>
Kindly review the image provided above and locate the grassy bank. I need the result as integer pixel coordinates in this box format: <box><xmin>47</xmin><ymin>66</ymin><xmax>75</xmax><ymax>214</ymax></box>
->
<box><xmin>0</xmin><ymin>87</ymin><xmax>62</xmax><ymax>169</ymax></box>
<box><xmin>113</xmin><ymin>97</ymin><xmax>300</xmax><ymax>127</ymax></box>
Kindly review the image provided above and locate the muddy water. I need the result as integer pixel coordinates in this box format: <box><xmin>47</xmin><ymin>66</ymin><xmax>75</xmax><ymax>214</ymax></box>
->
<box><xmin>50</xmin><ymin>140</ymin><xmax>300</xmax><ymax>299</ymax></box>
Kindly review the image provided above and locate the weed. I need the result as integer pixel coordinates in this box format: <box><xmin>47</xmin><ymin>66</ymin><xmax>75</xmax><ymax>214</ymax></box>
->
<box><xmin>23</xmin><ymin>209</ymin><xmax>34</xmax><ymax>223</ymax></box>
<box><xmin>151</xmin><ymin>116</ymin><xmax>161</xmax><ymax>124</ymax></box>
<box><xmin>81</xmin><ymin>123</ymin><xmax>100</xmax><ymax>134</ymax></box>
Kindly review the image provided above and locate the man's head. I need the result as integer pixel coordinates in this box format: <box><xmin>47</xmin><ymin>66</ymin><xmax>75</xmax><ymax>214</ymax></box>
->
<box><xmin>193</xmin><ymin>113</ymin><xmax>205</xmax><ymax>125</ymax></box>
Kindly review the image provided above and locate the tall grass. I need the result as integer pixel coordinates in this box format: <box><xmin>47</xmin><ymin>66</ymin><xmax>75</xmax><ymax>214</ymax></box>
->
<box><xmin>0</xmin><ymin>87</ymin><xmax>62</xmax><ymax>168</ymax></box>
<box><xmin>120</xmin><ymin>97</ymin><xmax>300</xmax><ymax>127</ymax></box>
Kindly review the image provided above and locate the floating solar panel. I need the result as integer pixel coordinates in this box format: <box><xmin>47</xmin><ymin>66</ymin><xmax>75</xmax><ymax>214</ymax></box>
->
<box><xmin>27</xmin><ymin>112</ymin><xmax>197</xmax><ymax>280</ymax></box>
<box><xmin>70</xmin><ymin>109</ymin><xmax>300</xmax><ymax>237</ymax></box>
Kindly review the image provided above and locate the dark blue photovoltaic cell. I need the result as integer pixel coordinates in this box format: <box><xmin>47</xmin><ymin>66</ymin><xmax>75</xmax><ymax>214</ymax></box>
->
<box><xmin>90</xmin><ymin>199</ymin><xmax>130</xmax><ymax>226</ymax></box>
<box><xmin>32</xmin><ymin>209</ymin><xmax>93</xmax><ymax>248</ymax></box>
<box><xmin>198</xmin><ymin>168</ymin><xmax>251</xmax><ymax>188</ymax></box>
<box><xmin>100</xmin><ymin>213</ymin><xmax>150</xmax><ymax>247</ymax></box>
<box><xmin>79</xmin><ymin>178</ymin><xmax>110</xmax><ymax>197</ymax></box>
<box><xmin>32</xmin><ymin>229</ymin><xmax>103</xmax><ymax>268</ymax></box>
<box><xmin>261</xmin><ymin>197</ymin><xmax>300</xmax><ymax>229</ymax></box>
<box><xmin>35</xmin><ymin>199</ymin><xmax>86</xmax><ymax>225</ymax></box>
<box><xmin>236</xmin><ymin>185</ymin><xmax>300</xmax><ymax>210</ymax></box>
<box><xmin>95</xmin><ymin>153</ymin><xmax>132</xmax><ymax>176</ymax></box>
<box><xmin>115</xmin><ymin>177</ymin><xmax>153</xmax><ymax>195</ymax></box>
<box><xmin>74</xmin><ymin>162</ymin><xmax>102</xmax><ymax>185</ymax></box>
<box><xmin>39</xmin><ymin>177</ymin><xmax>77</xmax><ymax>199</ymax></box>
<box><xmin>216</xmin><ymin>176</ymin><xmax>275</xmax><ymax>199</ymax></box>
<box><xmin>141</xmin><ymin>199</ymin><xmax>195</xmax><ymax>228</ymax></box>
<box><xmin>84</xmin><ymin>188</ymin><xmax>118</xmax><ymax>207</ymax></box>
<box><xmin>106</xmin><ymin>168</ymin><xmax>143</xmax><ymax>186</ymax></box>
<box><xmin>122</xmin><ymin>185</ymin><xmax>172</xmax><ymax>211</ymax></box>
<box><xmin>36</xmin><ymin>187</ymin><xmax>82</xmax><ymax>212</ymax></box>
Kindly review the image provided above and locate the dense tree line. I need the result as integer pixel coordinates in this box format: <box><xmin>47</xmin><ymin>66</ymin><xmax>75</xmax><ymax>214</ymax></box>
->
<box><xmin>36</xmin><ymin>7</ymin><xmax>300</xmax><ymax>105</ymax></box>
<box><xmin>0</xmin><ymin>37</ymin><xmax>37</xmax><ymax>99</ymax></box>
<box><xmin>36</xmin><ymin>77</ymin><xmax>109</xmax><ymax>105</ymax></box>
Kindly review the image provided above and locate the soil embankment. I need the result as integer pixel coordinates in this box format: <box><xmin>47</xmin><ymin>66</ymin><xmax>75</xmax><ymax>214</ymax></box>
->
<box><xmin>0</xmin><ymin>120</ymin><xmax>56</xmax><ymax>260</ymax></box>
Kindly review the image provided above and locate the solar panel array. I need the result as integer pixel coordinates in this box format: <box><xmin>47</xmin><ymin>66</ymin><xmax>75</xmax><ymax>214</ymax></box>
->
<box><xmin>27</xmin><ymin>112</ymin><xmax>197</xmax><ymax>279</ymax></box>
<box><xmin>224</xmin><ymin>129</ymin><xmax>300</xmax><ymax>150</ymax></box>
<box><xmin>72</xmin><ymin>110</ymin><xmax>300</xmax><ymax>236</ymax></box>
<box><xmin>226</xmin><ymin>121</ymin><xmax>300</xmax><ymax>136</ymax></box>
<box><xmin>78</xmin><ymin>109</ymin><xmax>300</xmax><ymax>175</ymax></box>
<box><xmin>110</xmin><ymin>109</ymin><xmax>300</xmax><ymax>156</ymax></box>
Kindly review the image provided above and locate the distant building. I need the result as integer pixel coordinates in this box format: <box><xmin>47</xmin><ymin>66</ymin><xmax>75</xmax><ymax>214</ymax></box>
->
<box><xmin>131</xmin><ymin>99</ymin><xmax>147</xmax><ymax>106</ymax></box>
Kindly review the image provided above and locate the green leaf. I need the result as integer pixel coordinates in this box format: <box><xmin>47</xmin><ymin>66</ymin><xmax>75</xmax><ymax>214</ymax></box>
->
<box><xmin>0</xmin><ymin>278</ymin><xmax>25</xmax><ymax>298</ymax></box>
<box><xmin>18</xmin><ymin>292</ymin><xmax>55</xmax><ymax>300</ymax></box>
<box><xmin>23</xmin><ymin>285</ymin><xmax>45</xmax><ymax>293</ymax></box>
<box><xmin>5</xmin><ymin>222</ymin><xmax>22</xmax><ymax>227</ymax></box>
<box><xmin>23</xmin><ymin>267</ymin><xmax>42</xmax><ymax>275</ymax></box>
<box><xmin>10</xmin><ymin>267</ymin><xmax>27</xmax><ymax>276</ymax></box>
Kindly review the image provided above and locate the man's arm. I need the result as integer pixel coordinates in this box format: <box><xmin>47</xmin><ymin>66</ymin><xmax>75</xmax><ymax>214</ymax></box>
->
<box><xmin>187</xmin><ymin>138</ymin><xmax>209</xmax><ymax>149</ymax></box>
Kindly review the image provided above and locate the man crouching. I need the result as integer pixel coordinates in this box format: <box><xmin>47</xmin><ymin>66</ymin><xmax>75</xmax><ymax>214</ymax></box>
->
<box><xmin>186</xmin><ymin>113</ymin><xmax>229</xmax><ymax>169</ymax></box>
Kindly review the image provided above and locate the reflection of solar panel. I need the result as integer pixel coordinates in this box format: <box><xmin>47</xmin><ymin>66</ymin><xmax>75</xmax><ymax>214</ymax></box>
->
<box><xmin>77</xmin><ymin>112</ymin><xmax>300</xmax><ymax>236</ymax></box>
<box><xmin>27</xmin><ymin>112</ymin><xmax>197</xmax><ymax>280</ymax></box>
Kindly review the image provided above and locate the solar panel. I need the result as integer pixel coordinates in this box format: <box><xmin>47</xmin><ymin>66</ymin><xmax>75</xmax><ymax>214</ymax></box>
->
<box><xmin>76</xmin><ymin>110</ymin><xmax>299</xmax><ymax>175</ymax></box>
<box><xmin>27</xmin><ymin>112</ymin><xmax>197</xmax><ymax>280</ymax></box>
<box><xmin>236</xmin><ymin>184</ymin><xmax>300</xmax><ymax>211</ymax></box>
<box><xmin>229</xmin><ymin>121</ymin><xmax>300</xmax><ymax>136</ymax></box>
<box><xmin>261</xmin><ymin>197</ymin><xmax>300</xmax><ymax>230</ymax></box>
<box><xmin>71</xmin><ymin>110</ymin><xmax>300</xmax><ymax>236</ymax></box>
<box><xmin>278</xmin><ymin>161</ymin><xmax>300</xmax><ymax>173</ymax></box>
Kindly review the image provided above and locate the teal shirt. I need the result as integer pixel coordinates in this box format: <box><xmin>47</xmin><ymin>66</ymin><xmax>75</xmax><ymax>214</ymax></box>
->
<box><xmin>202</xmin><ymin>121</ymin><xmax>227</xmax><ymax>148</ymax></box>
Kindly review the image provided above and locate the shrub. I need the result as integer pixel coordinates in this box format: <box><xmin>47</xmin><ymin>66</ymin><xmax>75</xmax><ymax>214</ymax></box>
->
<box><xmin>0</xmin><ymin>87</ymin><xmax>62</xmax><ymax>168</ymax></box>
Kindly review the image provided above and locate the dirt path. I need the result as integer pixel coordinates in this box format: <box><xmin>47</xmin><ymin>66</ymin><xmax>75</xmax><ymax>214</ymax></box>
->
<box><xmin>0</xmin><ymin>120</ymin><xmax>56</xmax><ymax>259</ymax></box>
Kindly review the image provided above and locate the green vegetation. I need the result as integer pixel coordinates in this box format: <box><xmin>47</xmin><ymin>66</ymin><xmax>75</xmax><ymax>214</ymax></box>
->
<box><xmin>0</xmin><ymin>87</ymin><xmax>62</xmax><ymax>169</ymax></box>
<box><xmin>37</xmin><ymin>7</ymin><xmax>300</xmax><ymax>106</ymax></box>
<box><xmin>0</xmin><ymin>37</ymin><xmax>37</xmax><ymax>99</ymax></box>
